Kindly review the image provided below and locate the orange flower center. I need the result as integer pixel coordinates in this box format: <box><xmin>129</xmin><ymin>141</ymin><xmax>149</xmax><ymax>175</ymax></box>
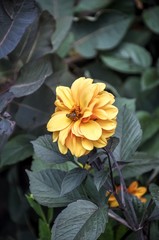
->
<box><xmin>66</xmin><ymin>106</ymin><xmax>82</xmax><ymax>121</ymax></box>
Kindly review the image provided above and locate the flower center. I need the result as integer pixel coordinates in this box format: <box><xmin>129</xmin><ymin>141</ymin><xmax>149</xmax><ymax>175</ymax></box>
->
<box><xmin>66</xmin><ymin>106</ymin><xmax>82</xmax><ymax>121</ymax></box>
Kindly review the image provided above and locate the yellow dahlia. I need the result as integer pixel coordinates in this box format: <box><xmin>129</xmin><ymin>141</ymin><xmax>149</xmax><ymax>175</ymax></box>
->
<box><xmin>108</xmin><ymin>181</ymin><xmax>147</xmax><ymax>207</ymax></box>
<box><xmin>47</xmin><ymin>77</ymin><xmax>118</xmax><ymax>157</ymax></box>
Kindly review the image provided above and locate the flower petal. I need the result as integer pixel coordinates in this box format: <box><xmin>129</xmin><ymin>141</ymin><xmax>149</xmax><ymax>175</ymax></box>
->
<box><xmin>47</xmin><ymin>112</ymin><xmax>72</xmax><ymax>131</ymax></box>
<box><xmin>72</xmin><ymin>120</ymin><xmax>83</xmax><ymax>137</ymax></box>
<box><xmin>71</xmin><ymin>77</ymin><xmax>93</xmax><ymax>105</ymax></box>
<box><xmin>66</xmin><ymin>134</ymin><xmax>86</xmax><ymax>157</ymax></box>
<box><xmin>80</xmin><ymin>120</ymin><xmax>102</xmax><ymax>140</ymax></box>
<box><xmin>93</xmin><ymin>136</ymin><xmax>107</xmax><ymax>148</ymax></box>
<box><xmin>58</xmin><ymin>140</ymin><xmax>68</xmax><ymax>154</ymax></box>
<box><xmin>56</xmin><ymin>86</ymin><xmax>74</xmax><ymax>109</ymax></box>
<box><xmin>93</xmin><ymin>109</ymin><xmax>108</xmax><ymax>120</ymax></box>
<box><xmin>58</xmin><ymin>123</ymin><xmax>73</xmax><ymax>145</ymax></box>
<box><xmin>82</xmin><ymin>138</ymin><xmax>94</xmax><ymax>150</ymax></box>
<box><xmin>97</xmin><ymin>119</ymin><xmax>117</xmax><ymax>130</ymax></box>
<box><xmin>103</xmin><ymin>105</ymin><xmax>118</xmax><ymax>119</ymax></box>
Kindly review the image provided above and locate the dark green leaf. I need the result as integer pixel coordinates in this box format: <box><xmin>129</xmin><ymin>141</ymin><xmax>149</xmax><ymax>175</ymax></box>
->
<box><xmin>101</xmin><ymin>43</ymin><xmax>152</xmax><ymax>73</ymax></box>
<box><xmin>73</xmin><ymin>12</ymin><xmax>133</xmax><ymax>58</ymax></box>
<box><xmin>60</xmin><ymin>168</ymin><xmax>88</xmax><ymax>195</ymax></box>
<box><xmin>0</xmin><ymin>92</ymin><xmax>14</xmax><ymax>113</ymax></box>
<box><xmin>137</xmin><ymin>110</ymin><xmax>159</xmax><ymax>144</ymax></box>
<box><xmin>52</xmin><ymin>200</ymin><xmax>108</xmax><ymax>240</ymax></box>
<box><xmin>141</xmin><ymin>67</ymin><xmax>159</xmax><ymax>90</ymax></box>
<box><xmin>10</xmin><ymin>55</ymin><xmax>53</xmax><ymax>98</ymax></box>
<box><xmin>14</xmin><ymin>85</ymin><xmax>54</xmax><ymax>130</ymax></box>
<box><xmin>32</xmin><ymin>135</ymin><xmax>73</xmax><ymax>164</ymax></box>
<box><xmin>94</xmin><ymin>170</ymin><xmax>108</xmax><ymax>191</ymax></box>
<box><xmin>122</xmin><ymin>152</ymin><xmax>159</xmax><ymax>178</ymax></box>
<box><xmin>36</xmin><ymin>0</ymin><xmax>74</xmax><ymax>19</ymax></box>
<box><xmin>27</xmin><ymin>169</ymin><xmax>87</xmax><ymax>207</ymax></box>
<box><xmin>115</xmin><ymin>97</ymin><xmax>136</xmax><ymax>112</ymax></box>
<box><xmin>52</xmin><ymin>17</ymin><xmax>73</xmax><ymax>52</ymax></box>
<box><xmin>0</xmin><ymin>0</ymin><xmax>38</xmax><ymax>58</ymax></box>
<box><xmin>143</xmin><ymin>6</ymin><xmax>159</xmax><ymax>34</ymax></box>
<box><xmin>0</xmin><ymin>134</ymin><xmax>34</xmax><ymax>167</ymax></box>
<box><xmin>0</xmin><ymin>112</ymin><xmax>15</xmax><ymax>152</ymax></box>
<box><xmin>113</xmin><ymin>106</ymin><xmax>142</xmax><ymax>162</ymax></box>
<box><xmin>31</xmin><ymin>154</ymin><xmax>76</xmax><ymax>172</ymax></box>
<box><xmin>149</xmin><ymin>184</ymin><xmax>159</xmax><ymax>208</ymax></box>
<box><xmin>75</xmin><ymin>0</ymin><xmax>112</xmax><ymax>12</ymax></box>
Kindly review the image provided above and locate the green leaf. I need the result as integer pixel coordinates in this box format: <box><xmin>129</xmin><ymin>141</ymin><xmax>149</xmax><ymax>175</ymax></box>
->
<box><xmin>137</xmin><ymin>110</ymin><xmax>159</xmax><ymax>144</ymax></box>
<box><xmin>60</xmin><ymin>168</ymin><xmax>88</xmax><ymax>195</ymax></box>
<box><xmin>27</xmin><ymin>169</ymin><xmax>87</xmax><ymax>207</ymax></box>
<box><xmin>10</xmin><ymin>55</ymin><xmax>53</xmax><ymax>98</ymax></box>
<box><xmin>0</xmin><ymin>113</ymin><xmax>15</xmax><ymax>152</ymax></box>
<box><xmin>122</xmin><ymin>77</ymin><xmax>141</xmax><ymax>98</ymax></box>
<box><xmin>113</xmin><ymin>106</ymin><xmax>142</xmax><ymax>162</ymax></box>
<box><xmin>143</xmin><ymin>6</ymin><xmax>159</xmax><ymax>34</ymax></box>
<box><xmin>75</xmin><ymin>0</ymin><xmax>112</xmax><ymax>12</ymax></box>
<box><xmin>101</xmin><ymin>43</ymin><xmax>152</xmax><ymax>73</ymax></box>
<box><xmin>73</xmin><ymin>12</ymin><xmax>133</xmax><ymax>58</ymax></box>
<box><xmin>26</xmin><ymin>194</ymin><xmax>46</xmax><ymax>222</ymax></box>
<box><xmin>0</xmin><ymin>0</ymin><xmax>38</xmax><ymax>58</ymax></box>
<box><xmin>140</xmin><ymin>132</ymin><xmax>159</xmax><ymax>157</ymax></box>
<box><xmin>15</xmin><ymin>85</ymin><xmax>54</xmax><ymax>130</ymax></box>
<box><xmin>0</xmin><ymin>92</ymin><xmax>14</xmax><ymax>113</ymax></box>
<box><xmin>52</xmin><ymin>200</ymin><xmax>108</xmax><ymax>240</ymax></box>
<box><xmin>121</xmin><ymin>152</ymin><xmax>159</xmax><ymax>178</ymax></box>
<box><xmin>11</xmin><ymin>11</ymin><xmax>55</xmax><ymax>62</ymax></box>
<box><xmin>124</xmin><ymin>29</ymin><xmax>151</xmax><ymax>46</ymax></box>
<box><xmin>31</xmin><ymin>154</ymin><xmax>76</xmax><ymax>172</ymax></box>
<box><xmin>149</xmin><ymin>184</ymin><xmax>159</xmax><ymax>208</ymax></box>
<box><xmin>0</xmin><ymin>134</ymin><xmax>34</xmax><ymax>167</ymax></box>
<box><xmin>36</xmin><ymin>0</ymin><xmax>74</xmax><ymax>19</ymax></box>
<box><xmin>52</xmin><ymin>17</ymin><xmax>73</xmax><ymax>52</ymax></box>
<box><xmin>141</xmin><ymin>67</ymin><xmax>159</xmax><ymax>90</ymax></box>
<box><xmin>39</xmin><ymin>219</ymin><xmax>51</xmax><ymax>240</ymax></box>
<box><xmin>32</xmin><ymin>135</ymin><xmax>73</xmax><ymax>164</ymax></box>
<box><xmin>94</xmin><ymin>170</ymin><xmax>108</xmax><ymax>191</ymax></box>
<box><xmin>115</xmin><ymin>97</ymin><xmax>136</xmax><ymax>112</ymax></box>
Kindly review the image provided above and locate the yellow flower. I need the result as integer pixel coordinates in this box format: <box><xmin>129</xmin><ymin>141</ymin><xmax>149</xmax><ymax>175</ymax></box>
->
<box><xmin>47</xmin><ymin>77</ymin><xmax>118</xmax><ymax>157</ymax></box>
<box><xmin>108</xmin><ymin>181</ymin><xmax>147</xmax><ymax>207</ymax></box>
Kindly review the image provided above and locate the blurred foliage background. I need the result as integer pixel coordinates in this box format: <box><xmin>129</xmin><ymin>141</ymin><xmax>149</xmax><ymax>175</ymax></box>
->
<box><xmin>0</xmin><ymin>0</ymin><xmax>159</xmax><ymax>239</ymax></box>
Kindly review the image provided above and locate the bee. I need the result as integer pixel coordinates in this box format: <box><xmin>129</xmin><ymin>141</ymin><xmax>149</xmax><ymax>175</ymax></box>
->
<box><xmin>66</xmin><ymin>111</ymin><xmax>78</xmax><ymax>121</ymax></box>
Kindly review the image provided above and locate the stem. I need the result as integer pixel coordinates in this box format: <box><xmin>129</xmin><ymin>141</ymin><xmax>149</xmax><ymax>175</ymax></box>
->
<box><xmin>107</xmin><ymin>151</ymin><xmax>138</xmax><ymax>229</ymax></box>
<box><xmin>108</xmin><ymin>209</ymin><xmax>132</xmax><ymax>230</ymax></box>
<box><xmin>136</xmin><ymin>228</ymin><xmax>145</xmax><ymax>240</ymax></box>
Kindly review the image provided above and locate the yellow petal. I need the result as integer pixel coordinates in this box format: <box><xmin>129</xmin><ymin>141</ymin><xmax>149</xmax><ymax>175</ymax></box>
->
<box><xmin>80</xmin><ymin>120</ymin><xmax>102</xmax><ymax>140</ymax></box>
<box><xmin>56</xmin><ymin>86</ymin><xmax>74</xmax><ymax>109</ymax></box>
<box><xmin>66</xmin><ymin>134</ymin><xmax>86</xmax><ymax>157</ymax></box>
<box><xmin>93</xmin><ymin>136</ymin><xmax>107</xmax><ymax>148</ymax></box>
<box><xmin>47</xmin><ymin>112</ymin><xmax>72</xmax><ymax>131</ymax></box>
<box><xmin>52</xmin><ymin>132</ymin><xmax>59</xmax><ymax>142</ymax></box>
<box><xmin>82</xmin><ymin>138</ymin><xmax>94</xmax><ymax>150</ymax></box>
<box><xmin>97</xmin><ymin>119</ymin><xmax>117</xmax><ymax>130</ymax></box>
<box><xmin>58</xmin><ymin>123</ymin><xmax>73</xmax><ymax>145</ymax></box>
<box><xmin>93</xmin><ymin>109</ymin><xmax>108</xmax><ymax>120</ymax></box>
<box><xmin>71</xmin><ymin>77</ymin><xmax>93</xmax><ymax>105</ymax></box>
<box><xmin>94</xmin><ymin>92</ymin><xmax>113</xmax><ymax>108</ymax></box>
<box><xmin>102</xmin><ymin>129</ymin><xmax>116</xmax><ymax>138</ymax></box>
<box><xmin>72</xmin><ymin>120</ymin><xmax>83</xmax><ymax>137</ymax></box>
<box><xmin>134</xmin><ymin>187</ymin><xmax>147</xmax><ymax>197</ymax></box>
<box><xmin>128</xmin><ymin>181</ymin><xmax>138</xmax><ymax>192</ymax></box>
<box><xmin>103</xmin><ymin>105</ymin><xmax>118</xmax><ymax>119</ymax></box>
<box><xmin>58</xmin><ymin>140</ymin><xmax>68</xmax><ymax>154</ymax></box>
<box><xmin>92</xmin><ymin>82</ymin><xmax>106</xmax><ymax>98</ymax></box>
<box><xmin>79</xmin><ymin>84</ymin><xmax>96</xmax><ymax>109</ymax></box>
